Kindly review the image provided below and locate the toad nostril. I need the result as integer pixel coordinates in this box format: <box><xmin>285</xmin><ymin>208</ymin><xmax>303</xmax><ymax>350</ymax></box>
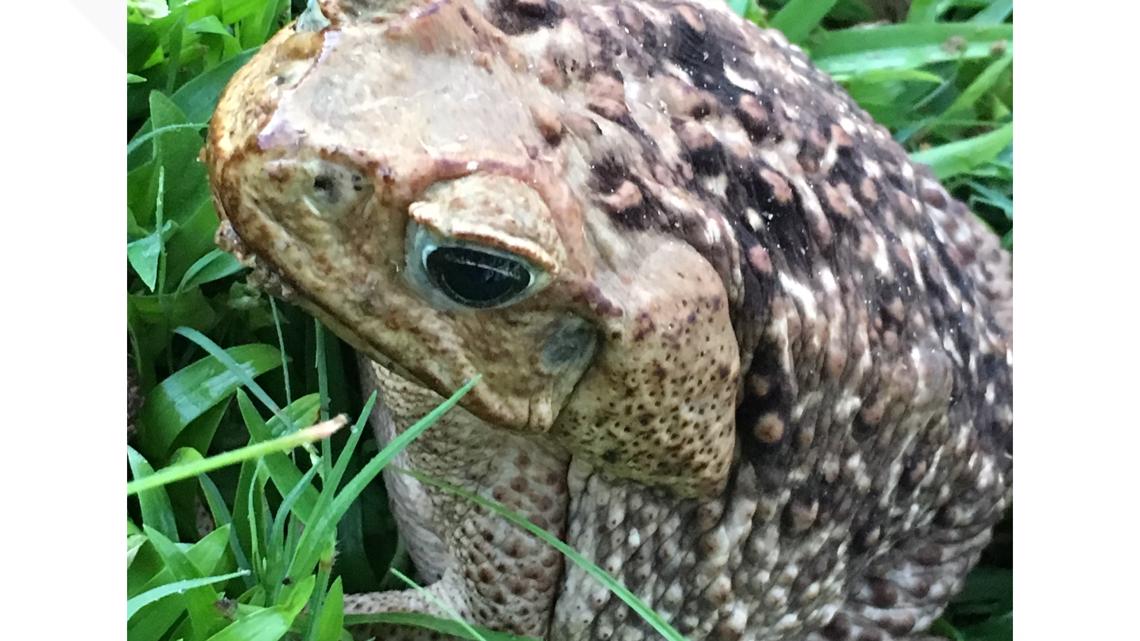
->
<box><xmin>313</xmin><ymin>174</ymin><xmax>337</xmax><ymax>201</ymax></box>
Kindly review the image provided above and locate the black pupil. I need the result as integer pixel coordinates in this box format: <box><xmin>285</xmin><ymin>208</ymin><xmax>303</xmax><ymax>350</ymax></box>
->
<box><xmin>424</xmin><ymin>246</ymin><xmax>531</xmax><ymax>308</ymax></box>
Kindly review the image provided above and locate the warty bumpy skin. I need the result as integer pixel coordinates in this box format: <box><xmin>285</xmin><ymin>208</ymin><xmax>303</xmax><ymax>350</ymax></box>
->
<box><xmin>203</xmin><ymin>1</ymin><xmax>1013</xmax><ymax>640</ymax></box>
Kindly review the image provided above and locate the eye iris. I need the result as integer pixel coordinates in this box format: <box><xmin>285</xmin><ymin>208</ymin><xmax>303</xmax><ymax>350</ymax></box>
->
<box><xmin>424</xmin><ymin>246</ymin><xmax>532</xmax><ymax>308</ymax></box>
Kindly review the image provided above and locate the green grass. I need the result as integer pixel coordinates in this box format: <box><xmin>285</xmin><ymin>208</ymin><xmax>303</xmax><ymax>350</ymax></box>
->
<box><xmin>126</xmin><ymin>1</ymin><xmax>1012</xmax><ymax>640</ymax></box>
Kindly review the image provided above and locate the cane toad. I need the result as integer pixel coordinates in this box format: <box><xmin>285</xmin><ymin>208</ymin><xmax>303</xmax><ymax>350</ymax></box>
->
<box><xmin>204</xmin><ymin>1</ymin><xmax>1014</xmax><ymax>640</ymax></box>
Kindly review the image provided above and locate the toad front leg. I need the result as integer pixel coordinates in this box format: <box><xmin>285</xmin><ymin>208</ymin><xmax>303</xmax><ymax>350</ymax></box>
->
<box><xmin>346</xmin><ymin>359</ymin><xmax>570</xmax><ymax>640</ymax></box>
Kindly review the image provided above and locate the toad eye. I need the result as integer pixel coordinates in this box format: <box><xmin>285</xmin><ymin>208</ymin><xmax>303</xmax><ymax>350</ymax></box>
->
<box><xmin>425</xmin><ymin>246</ymin><xmax>532</xmax><ymax>308</ymax></box>
<box><xmin>406</xmin><ymin>222</ymin><xmax>547</xmax><ymax>310</ymax></box>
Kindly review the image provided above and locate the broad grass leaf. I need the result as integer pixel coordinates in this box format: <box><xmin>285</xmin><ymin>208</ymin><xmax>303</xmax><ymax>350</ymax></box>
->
<box><xmin>267</xmin><ymin>464</ymin><xmax>321</xmax><ymax>580</ymax></box>
<box><xmin>127</xmin><ymin>19</ymin><xmax>161</xmax><ymax>70</ymax></box>
<box><xmin>840</xmin><ymin>68</ymin><xmax>944</xmax><ymax>126</ymax></box>
<box><xmin>128</xmin><ymin>532</ymin><xmax>149</xmax><ymax>569</ymax></box>
<box><xmin>179</xmin><ymin>249</ymin><xmax>243</xmax><ymax>291</ymax></box>
<box><xmin>314</xmin><ymin>577</ymin><xmax>346</xmax><ymax>641</ymax></box>
<box><xmin>771</xmin><ymin>0</ymin><xmax>838</xmax><ymax>43</ymax></box>
<box><xmin>128</xmin><ymin>446</ymin><xmax>178</xmax><ymax>540</ymax></box>
<box><xmin>726</xmin><ymin>0</ymin><xmax>750</xmax><ymax>16</ymax></box>
<box><xmin>141</xmin><ymin>92</ymin><xmax>210</xmax><ymax>224</ymax></box>
<box><xmin>267</xmin><ymin>393</ymin><xmax>323</xmax><ymax>437</ymax></box>
<box><xmin>239</xmin><ymin>0</ymin><xmax>291</xmax><ymax>50</ymax></box>
<box><xmin>948</xmin><ymin>566</ymin><xmax>1013</xmax><ymax>617</ymax></box>
<box><xmin>127</xmin><ymin>527</ymin><xmax>233</xmax><ymax>641</ymax></box>
<box><xmin>138</xmin><ymin>344</ymin><xmax>282</xmax><ymax>460</ymax></box>
<box><xmin>128</xmin><ymin>526</ymin><xmax>165</xmax><ymax>597</ymax></box>
<box><xmin>231</xmin><ymin>459</ymin><xmax>261</xmax><ymax>582</ymax></box>
<box><xmin>129</xmin><ymin>49</ymin><xmax>256</xmax><ymax>169</ymax></box>
<box><xmin>163</xmin><ymin>198</ymin><xmax>228</xmax><ymax>288</ymax></box>
<box><xmin>127</xmin><ymin>289</ymin><xmax>219</xmax><ymax>376</ymax></box>
<box><xmin>910</xmin><ymin>122</ymin><xmax>1011</xmax><ymax>180</ymax></box>
<box><xmin>188</xmin><ymin>15</ymin><xmax>235</xmax><ymax>37</ymax></box>
<box><xmin>964</xmin><ymin>180</ymin><xmax>1013</xmax><ymax>220</ymax></box>
<box><xmin>929</xmin><ymin>618</ymin><xmax>966</xmax><ymax>641</ymax></box>
<box><xmin>172</xmin><ymin>398</ymin><xmax>230</xmax><ymax>456</ymax></box>
<box><xmin>810</xmin><ymin>23</ymin><xmax>1012</xmax><ymax>76</ymax></box>
<box><xmin>957</xmin><ymin>612</ymin><xmax>1011</xmax><ymax>641</ymax></box>
<box><xmin>971</xmin><ymin>0</ymin><xmax>1012</xmax><ymax>25</ymax></box>
<box><xmin>135</xmin><ymin>526</ymin><xmax>235</xmax><ymax>595</ymax></box>
<box><xmin>188</xmin><ymin>14</ymin><xmax>244</xmax><ymax>64</ymax></box>
<box><xmin>198</xmin><ymin>472</ymin><xmax>256</xmax><ymax>591</ymax></box>
<box><xmin>219</xmin><ymin>0</ymin><xmax>271</xmax><ymax>24</ymax></box>
<box><xmin>907</xmin><ymin>0</ymin><xmax>953</xmax><ymax>23</ymax></box>
<box><xmin>127</xmin><ymin>220</ymin><xmax>175</xmax><ymax>291</ymax></box>
<box><xmin>334</xmin><ymin>497</ymin><xmax>383</xmax><ymax>590</ymax></box>
<box><xmin>237</xmin><ymin>391</ymin><xmax>322</xmax><ymax>522</ymax></box>
<box><xmin>161</xmin><ymin>12</ymin><xmax>186</xmax><ymax>94</ymax></box>
<box><xmin>128</xmin><ymin>601</ymin><xmax>184</xmax><ymax>641</ymax></box>
<box><xmin>169</xmin><ymin>49</ymin><xmax>257</xmax><ymax>124</ymax></box>
<box><xmin>938</xmin><ymin>53</ymin><xmax>1012</xmax><ymax>121</ymax></box>
<box><xmin>128</xmin><ymin>161</ymin><xmax>159</xmax><ymax>227</ymax></box>
<box><xmin>204</xmin><ymin>576</ymin><xmax>315</xmax><ymax>641</ymax></box>
<box><xmin>128</xmin><ymin>569</ymin><xmax>249</xmax><ymax>620</ymax></box>
<box><xmin>142</xmin><ymin>525</ymin><xmax>227</xmax><ymax>638</ymax></box>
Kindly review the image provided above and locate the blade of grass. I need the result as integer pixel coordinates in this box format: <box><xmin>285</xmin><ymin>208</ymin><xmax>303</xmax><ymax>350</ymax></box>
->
<box><xmin>237</xmin><ymin>392</ymin><xmax>324</xmax><ymax>521</ymax></box>
<box><xmin>266</xmin><ymin>464</ymin><xmax>322</xmax><ymax>592</ymax></box>
<box><xmin>314</xmin><ymin>319</ymin><xmax>334</xmax><ymax>488</ymax></box>
<box><xmin>286</xmin><ymin>378</ymin><xmax>479</xmax><ymax>580</ymax></box>
<box><xmin>128</xmin><ymin>570</ymin><xmax>250</xmax><ymax>619</ymax></box>
<box><xmin>133</xmin><ymin>526</ymin><xmax>235</xmax><ymax>598</ymax></box>
<box><xmin>127</xmin><ymin>416</ymin><xmax>347</xmax><ymax>495</ymax></box>
<box><xmin>771</xmin><ymin>0</ymin><xmax>838</xmax><ymax>44</ymax></box>
<box><xmin>270</xmin><ymin>298</ymin><xmax>293</xmax><ymax>405</ymax></box>
<box><xmin>128</xmin><ymin>446</ymin><xmax>179</xmax><ymax>540</ymax></box>
<box><xmin>138</xmin><ymin>342</ymin><xmax>283</xmax><ymax>459</ymax></box>
<box><xmin>972</xmin><ymin>0</ymin><xmax>1012</xmax><ymax>25</ymax></box>
<box><xmin>126</xmin><ymin>122</ymin><xmax>208</xmax><ymax>156</ymax></box>
<box><xmin>725</xmin><ymin>0</ymin><xmax>750</xmax><ymax>17</ymax></box>
<box><xmin>810</xmin><ymin>23</ymin><xmax>1012</xmax><ymax>76</ymax></box>
<box><xmin>198</xmin><ymin>471</ymin><xmax>256</xmax><ymax>589</ymax></box>
<box><xmin>315</xmin><ymin>319</ymin><xmax>331</xmax><ymax>423</ymax></box>
<box><xmin>938</xmin><ymin>53</ymin><xmax>1012</xmax><ymax>121</ymax></box>
<box><xmin>177</xmin><ymin>248</ymin><xmax>244</xmax><ymax>291</ymax></box>
<box><xmin>247</xmin><ymin>463</ymin><xmax>269</xmax><ymax>587</ymax></box>
<box><xmin>174</xmin><ymin>327</ymin><xmax>290</xmax><ymax>425</ymax></box>
<box><xmin>301</xmin><ymin>546</ymin><xmax>335</xmax><ymax>641</ymax></box>
<box><xmin>143</xmin><ymin>525</ymin><xmax>225</xmax><ymax>638</ymax></box>
<box><xmin>204</xmin><ymin>576</ymin><xmax>315</xmax><ymax>641</ymax></box>
<box><xmin>388</xmin><ymin>568</ymin><xmax>488</xmax><ymax>641</ymax></box>
<box><xmin>128</xmin><ymin>526</ymin><xmax>235</xmax><ymax>641</ymax></box>
<box><xmin>907</xmin><ymin>0</ymin><xmax>952</xmax><ymax>23</ymax></box>
<box><xmin>401</xmin><ymin>469</ymin><xmax>689</xmax><ymax>641</ymax></box>
<box><xmin>327</xmin><ymin>391</ymin><xmax>378</xmax><ymax>499</ymax></box>
<box><xmin>312</xmin><ymin>577</ymin><xmax>346</xmax><ymax>641</ymax></box>
<box><xmin>910</xmin><ymin>122</ymin><xmax>1012</xmax><ymax>180</ymax></box>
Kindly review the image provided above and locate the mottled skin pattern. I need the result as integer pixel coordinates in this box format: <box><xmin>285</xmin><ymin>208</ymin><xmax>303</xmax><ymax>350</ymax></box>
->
<box><xmin>204</xmin><ymin>1</ymin><xmax>1013</xmax><ymax>640</ymax></box>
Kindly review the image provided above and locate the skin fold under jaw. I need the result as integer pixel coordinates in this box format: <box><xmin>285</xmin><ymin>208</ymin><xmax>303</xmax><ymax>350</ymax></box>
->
<box><xmin>204</xmin><ymin>1</ymin><xmax>1013</xmax><ymax>640</ymax></box>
